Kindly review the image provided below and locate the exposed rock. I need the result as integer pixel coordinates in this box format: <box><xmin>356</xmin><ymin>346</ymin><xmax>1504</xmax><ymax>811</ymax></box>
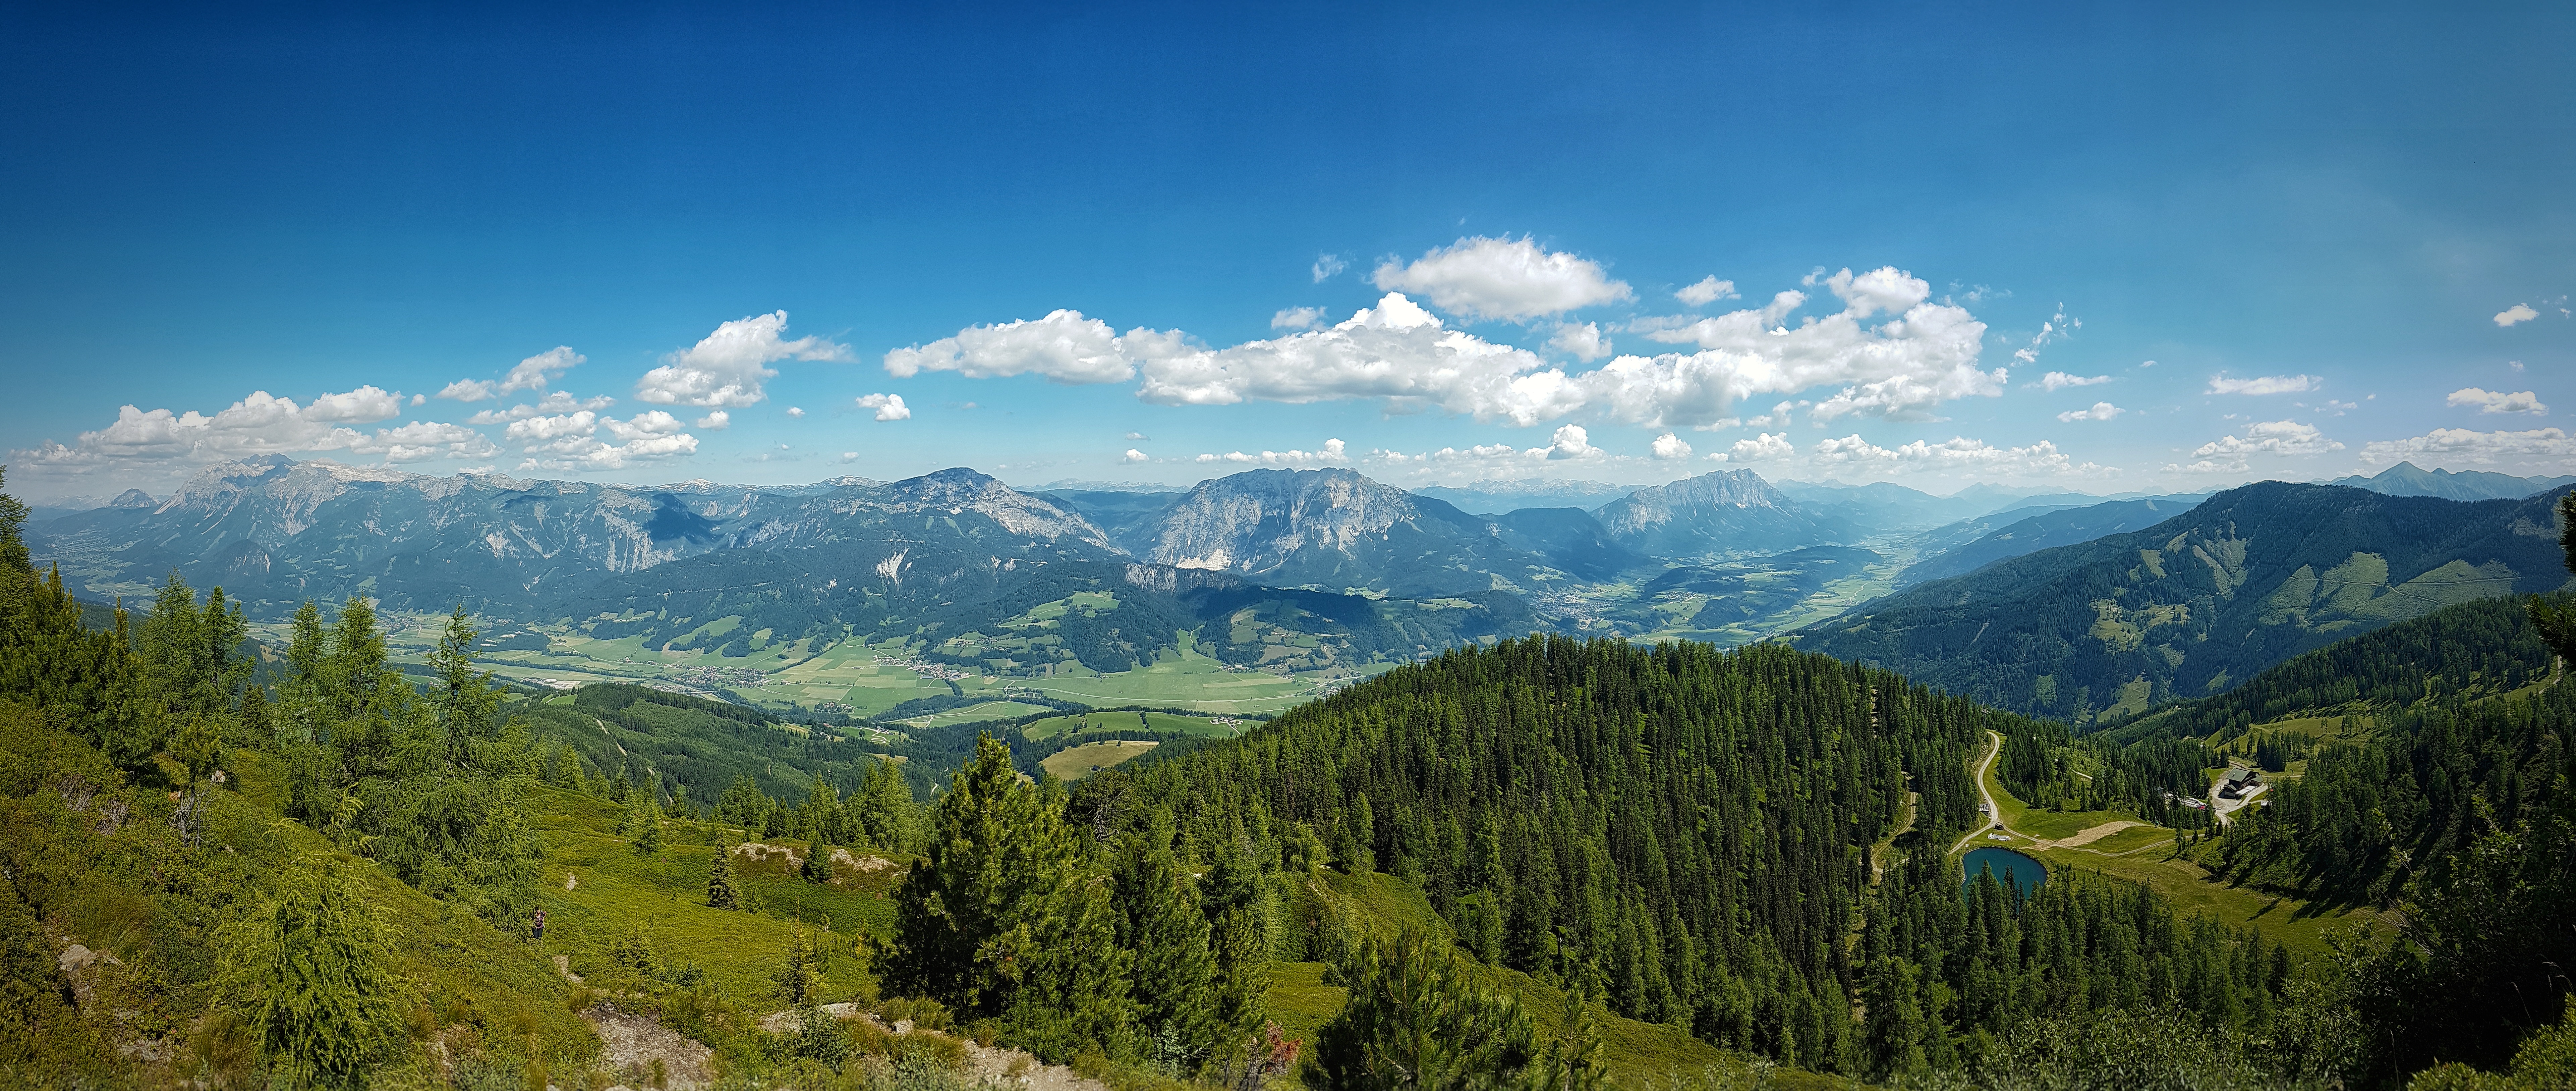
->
<box><xmin>582</xmin><ymin>1001</ymin><xmax>715</xmax><ymax>1090</ymax></box>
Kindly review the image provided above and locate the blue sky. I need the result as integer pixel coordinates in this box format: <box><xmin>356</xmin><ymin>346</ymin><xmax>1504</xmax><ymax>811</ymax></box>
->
<box><xmin>4</xmin><ymin>2</ymin><xmax>2570</xmax><ymax>501</ymax></box>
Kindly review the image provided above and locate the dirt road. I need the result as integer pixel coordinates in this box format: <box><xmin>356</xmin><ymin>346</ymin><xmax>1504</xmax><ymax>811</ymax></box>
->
<box><xmin>1950</xmin><ymin>729</ymin><xmax>2005</xmax><ymax>857</ymax></box>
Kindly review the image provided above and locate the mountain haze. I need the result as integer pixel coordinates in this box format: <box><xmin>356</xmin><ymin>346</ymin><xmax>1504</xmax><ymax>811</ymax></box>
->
<box><xmin>2324</xmin><ymin>460</ymin><xmax>2576</xmax><ymax>501</ymax></box>
<box><xmin>1591</xmin><ymin>469</ymin><xmax>1851</xmax><ymax>557</ymax></box>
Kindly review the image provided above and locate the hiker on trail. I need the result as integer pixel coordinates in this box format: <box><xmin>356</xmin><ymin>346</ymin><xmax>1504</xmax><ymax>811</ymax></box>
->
<box><xmin>532</xmin><ymin>908</ymin><xmax>546</xmax><ymax>940</ymax></box>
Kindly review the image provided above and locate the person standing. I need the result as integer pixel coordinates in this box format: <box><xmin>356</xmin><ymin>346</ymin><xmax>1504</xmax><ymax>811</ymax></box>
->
<box><xmin>532</xmin><ymin>907</ymin><xmax>547</xmax><ymax>940</ymax></box>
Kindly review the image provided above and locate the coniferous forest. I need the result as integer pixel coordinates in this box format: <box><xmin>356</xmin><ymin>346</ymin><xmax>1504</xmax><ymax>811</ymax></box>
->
<box><xmin>3</xmin><ymin>468</ymin><xmax>2575</xmax><ymax>1090</ymax></box>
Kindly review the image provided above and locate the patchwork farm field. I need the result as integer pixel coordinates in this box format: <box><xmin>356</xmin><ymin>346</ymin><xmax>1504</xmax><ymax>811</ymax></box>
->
<box><xmin>328</xmin><ymin>613</ymin><xmax>1388</xmax><ymax>720</ymax></box>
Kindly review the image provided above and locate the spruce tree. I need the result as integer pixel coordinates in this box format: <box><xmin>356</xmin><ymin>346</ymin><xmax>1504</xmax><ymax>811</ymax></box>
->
<box><xmin>707</xmin><ymin>841</ymin><xmax>741</xmax><ymax>910</ymax></box>
<box><xmin>1863</xmin><ymin>956</ymin><xmax>1928</xmax><ymax>1081</ymax></box>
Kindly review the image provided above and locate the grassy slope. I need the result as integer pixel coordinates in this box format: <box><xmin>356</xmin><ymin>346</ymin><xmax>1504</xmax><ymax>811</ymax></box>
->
<box><xmin>522</xmin><ymin>784</ymin><xmax>904</xmax><ymax>1006</ymax></box>
<box><xmin>225</xmin><ymin>751</ymin><xmax>600</xmax><ymax>1067</ymax></box>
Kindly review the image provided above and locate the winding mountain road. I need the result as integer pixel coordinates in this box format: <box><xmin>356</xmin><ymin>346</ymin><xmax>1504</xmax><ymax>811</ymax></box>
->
<box><xmin>1951</xmin><ymin>729</ymin><xmax>2006</xmax><ymax>857</ymax></box>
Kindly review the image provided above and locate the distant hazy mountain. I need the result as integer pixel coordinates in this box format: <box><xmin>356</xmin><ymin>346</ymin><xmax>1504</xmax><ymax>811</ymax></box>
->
<box><xmin>1795</xmin><ymin>482</ymin><xmax>2576</xmax><ymax>723</ymax></box>
<box><xmin>2325</xmin><ymin>460</ymin><xmax>2576</xmax><ymax>501</ymax></box>
<box><xmin>1901</xmin><ymin>493</ymin><xmax>2214</xmax><ymax>585</ymax></box>
<box><xmin>1413</xmin><ymin>478</ymin><xmax>1640</xmax><ymax>514</ymax></box>
<box><xmin>1768</xmin><ymin>479</ymin><xmax>1964</xmax><ymax>531</ymax></box>
<box><xmin>1130</xmin><ymin>468</ymin><xmax>1584</xmax><ymax>597</ymax></box>
<box><xmin>1486</xmin><ymin>507</ymin><xmax>1653</xmax><ymax>581</ymax></box>
<box><xmin>1944</xmin><ymin>482</ymin><xmax>2118</xmax><ymax>517</ymax></box>
<box><xmin>1591</xmin><ymin>469</ymin><xmax>1850</xmax><ymax>557</ymax></box>
<box><xmin>1036</xmin><ymin>488</ymin><xmax>1187</xmax><ymax>551</ymax></box>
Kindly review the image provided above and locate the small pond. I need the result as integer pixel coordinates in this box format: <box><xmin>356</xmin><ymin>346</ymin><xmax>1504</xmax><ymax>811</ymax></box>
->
<box><xmin>1961</xmin><ymin>846</ymin><xmax>2047</xmax><ymax>897</ymax></box>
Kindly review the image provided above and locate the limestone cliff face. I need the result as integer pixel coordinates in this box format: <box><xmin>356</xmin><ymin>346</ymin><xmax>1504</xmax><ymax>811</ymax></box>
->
<box><xmin>1128</xmin><ymin>468</ymin><xmax>1588</xmax><ymax>598</ymax></box>
<box><xmin>1144</xmin><ymin>469</ymin><xmax>1421</xmax><ymax>573</ymax></box>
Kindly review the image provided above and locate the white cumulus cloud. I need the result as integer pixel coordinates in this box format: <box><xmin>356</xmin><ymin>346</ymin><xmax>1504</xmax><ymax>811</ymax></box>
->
<box><xmin>300</xmin><ymin>386</ymin><xmax>405</xmax><ymax>424</ymax></box>
<box><xmin>2167</xmin><ymin>420</ymin><xmax>2342</xmax><ymax>473</ymax></box>
<box><xmin>1675</xmin><ymin>277</ymin><xmax>1738</xmax><ymax>307</ymax></box>
<box><xmin>856</xmin><ymin>393</ymin><xmax>911</xmax><ymax>421</ymax></box>
<box><xmin>883</xmin><ymin>309</ymin><xmax>1186</xmax><ymax>385</ymax></box>
<box><xmin>2206</xmin><ymin>373</ymin><xmax>2321</xmax><ymax>395</ymax></box>
<box><xmin>1610</xmin><ymin>267</ymin><xmax>1999</xmax><ymax>425</ymax></box>
<box><xmin>349</xmin><ymin>421</ymin><xmax>500</xmax><ymax>463</ymax></box>
<box><xmin>2057</xmin><ymin>402</ymin><xmax>2124</xmax><ymax>422</ymax></box>
<box><xmin>1372</xmin><ymin>236</ymin><xmax>1634</xmax><ymax>320</ymax></box>
<box><xmin>1271</xmin><ymin>307</ymin><xmax>1326</xmax><ymax>331</ymax></box>
<box><xmin>2494</xmin><ymin>304</ymin><xmax>2539</xmax><ymax>327</ymax></box>
<box><xmin>502</xmin><ymin>346</ymin><xmax>583</xmax><ymax>395</ymax></box>
<box><xmin>786</xmin><ymin>407</ymin><xmax>806</xmax><ymax>418</ymax></box>
<box><xmin>1550</xmin><ymin>322</ymin><xmax>1610</xmax><ymax>362</ymax></box>
<box><xmin>695</xmin><ymin>411</ymin><xmax>730</xmax><ymax>430</ymax></box>
<box><xmin>505</xmin><ymin>410</ymin><xmax>699</xmax><ymax>471</ymax></box>
<box><xmin>2037</xmin><ymin>372</ymin><xmax>2111</xmax><ymax>392</ymax></box>
<box><xmin>466</xmin><ymin>391</ymin><xmax>616</xmax><ymax>425</ymax></box>
<box><xmin>635</xmin><ymin>311</ymin><xmax>851</xmax><ymax>408</ymax></box>
<box><xmin>1544</xmin><ymin>424</ymin><xmax>1596</xmax><ymax>460</ymax></box>
<box><xmin>442</xmin><ymin>346</ymin><xmax>585</xmax><ymax>403</ymax></box>
<box><xmin>908</xmin><ymin>265</ymin><xmax>2002</xmax><ymax>431</ymax></box>
<box><xmin>1651</xmin><ymin>432</ymin><xmax>1693</xmax><ymax>460</ymax></box>
<box><xmin>1123</xmin><ymin>448</ymin><xmax>1149</xmax><ymax>463</ymax></box>
<box><xmin>2447</xmin><ymin>387</ymin><xmax>2547</xmax><ymax>415</ymax></box>
<box><xmin>1711</xmin><ymin>432</ymin><xmax>1795</xmax><ymax>463</ymax></box>
<box><xmin>1312</xmin><ymin>254</ymin><xmax>1347</xmax><ymax>283</ymax></box>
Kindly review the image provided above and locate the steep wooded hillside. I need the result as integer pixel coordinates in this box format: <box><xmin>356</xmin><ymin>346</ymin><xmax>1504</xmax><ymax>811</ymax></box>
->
<box><xmin>1117</xmin><ymin>636</ymin><xmax>2009</xmax><ymax>1070</ymax></box>
<box><xmin>1796</xmin><ymin>482</ymin><xmax>2575</xmax><ymax>722</ymax></box>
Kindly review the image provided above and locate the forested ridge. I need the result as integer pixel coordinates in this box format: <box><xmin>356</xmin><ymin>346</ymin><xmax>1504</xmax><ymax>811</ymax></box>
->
<box><xmin>1123</xmin><ymin>639</ymin><xmax>1996</xmax><ymax>1050</ymax></box>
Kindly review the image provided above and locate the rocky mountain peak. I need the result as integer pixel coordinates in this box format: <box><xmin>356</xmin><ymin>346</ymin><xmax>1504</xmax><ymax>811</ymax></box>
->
<box><xmin>1144</xmin><ymin>468</ymin><xmax>1423</xmax><ymax>570</ymax></box>
<box><xmin>881</xmin><ymin>468</ymin><xmax>1111</xmax><ymax>546</ymax></box>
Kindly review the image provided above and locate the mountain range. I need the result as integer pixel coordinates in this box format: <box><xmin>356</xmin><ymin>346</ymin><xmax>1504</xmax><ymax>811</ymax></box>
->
<box><xmin>1793</xmin><ymin>480</ymin><xmax>2576</xmax><ymax>722</ymax></box>
<box><xmin>2325</xmin><ymin>460</ymin><xmax>2576</xmax><ymax>501</ymax></box>
<box><xmin>39</xmin><ymin>455</ymin><xmax>2576</xmax><ymax>730</ymax></box>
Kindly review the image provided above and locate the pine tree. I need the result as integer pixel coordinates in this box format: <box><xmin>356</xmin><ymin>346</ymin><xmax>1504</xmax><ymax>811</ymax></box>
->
<box><xmin>1315</xmin><ymin>928</ymin><xmax>1536</xmax><ymax>1091</ymax></box>
<box><xmin>1115</xmin><ymin>828</ymin><xmax>1216</xmax><ymax>1066</ymax></box>
<box><xmin>877</xmin><ymin>733</ymin><xmax>1128</xmax><ymax>1061</ymax></box>
<box><xmin>707</xmin><ymin>841</ymin><xmax>741</xmax><ymax>910</ymax></box>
